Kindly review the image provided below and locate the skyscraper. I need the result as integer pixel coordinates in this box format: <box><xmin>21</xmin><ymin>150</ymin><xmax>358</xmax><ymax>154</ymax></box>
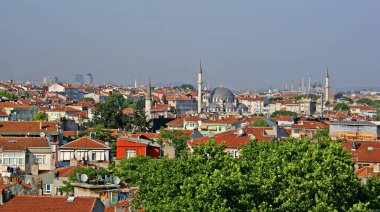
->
<box><xmin>83</xmin><ymin>73</ymin><xmax>94</xmax><ymax>85</ymax></box>
<box><xmin>75</xmin><ymin>74</ymin><xmax>84</xmax><ymax>84</ymax></box>
<box><xmin>43</xmin><ymin>75</ymin><xmax>58</xmax><ymax>84</ymax></box>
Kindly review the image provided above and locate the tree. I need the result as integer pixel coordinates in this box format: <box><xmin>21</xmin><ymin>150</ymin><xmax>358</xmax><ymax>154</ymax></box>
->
<box><xmin>128</xmin><ymin>101</ymin><xmax>149</xmax><ymax>132</ymax></box>
<box><xmin>357</xmin><ymin>98</ymin><xmax>375</xmax><ymax>106</ymax></box>
<box><xmin>341</xmin><ymin>97</ymin><xmax>354</xmax><ymax>104</ymax></box>
<box><xmin>334</xmin><ymin>102</ymin><xmax>350</xmax><ymax>111</ymax></box>
<box><xmin>157</xmin><ymin>128</ymin><xmax>189</xmax><ymax>153</ymax></box>
<box><xmin>91</xmin><ymin>93</ymin><xmax>129</xmax><ymax>129</ymax></box>
<box><xmin>269</xmin><ymin>97</ymin><xmax>283</xmax><ymax>102</ymax></box>
<box><xmin>111</xmin><ymin>138</ymin><xmax>380</xmax><ymax>211</ymax></box>
<box><xmin>81</xmin><ymin>97</ymin><xmax>95</xmax><ymax>102</ymax></box>
<box><xmin>271</xmin><ymin>110</ymin><xmax>298</xmax><ymax>118</ymax></box>
<box><xmin>252</xmin><ymin>119</ymin><xmax>269</xmax><ymax>127</ymax></box>
<box><xmin>0</xmin><ymin>90</ymin><xmax>17</xmax><ymax>100</ymax></box>
<box><xmin>33</xmin><ymin>111</ymin><xmax>47</xmax><ymax>121</ymax></box>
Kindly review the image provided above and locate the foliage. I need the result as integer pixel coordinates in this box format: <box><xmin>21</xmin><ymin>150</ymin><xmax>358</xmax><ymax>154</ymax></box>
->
<box><xmin>91</xmin><ymin>93</ymin><xmax>130</xmax><ymax>129</ymax></box>
<box><xmin>110</xmin><ymin>138</ymin><xmax>380</xmax><ymax>211</ymax></box>
<box><xmin>341</xmin><ymin>97</ymin><xmax>354</xmax><ymax>104</ymax></box>
<box><xmin>252</xmin><ymin>119</ymin><xmax>269</xmax><ymax>127</ymax></box>
<box><xmin>61</xmin><ymin>166</ymin><xmax>109</xmax><ymax>194</ymax></box>
<box><xmin>128</xmin><ymin>101</ymin><xmax>149</xmax><ymax>132</ymax></box>
<box><xmin>312</xmin><ymin>129</ymin><xmax>330</xmax><ymax>140</ymax></box>
<box><xmin>157</xmin><ymin>128</ymin><xmax>189</xmax><ymax>153</ymax></box>
<box><xmin>33</xmin><ymin>111</ymin><xmax>47</xmax><ymax>121</ymax></box>
<box><xmin>0</xmin><ymin>90</ymin><xmax>17</xmax><ymax>100</ymax></box>
<box><xmin>334</xmin><ymin>102</ymin><xmax>350</xmax><ymax>111</ymax></box>
<box><xmin>81</xmin><ymin>97</ymin><xmax>95</xmax><ymax>102</ymax></box>
<box><xmin>18</xmin><ymin>91</ymin><xmax>30</xmax><ymax>98</ymax></box>
<box><xmin>269</xmin><ymin>97</ymin><xmax>283</xmax><ymax>102</ymax></box>
<box><xmin>270</xmin><ymin>110</ymin><xmax>298</xmax><ymax>118</ymax></box>
<box><xmin>357</xmin><ymin>98</ymin><xmax>375</xmax><ymax>106</ymax></box>
<box><xmin>173</xmin><ymin>84</ymin><xmax>194</xmax><ymax>90</ymax></box>
<box><xmin>124</xmin><ymin>98</ymin><xmax>137</xmax><ymax>109</ymax></box>
<box><xmin>295</xmin><ymin>94</ymin><xmax>318</xmax><ymax>100</ymax></box>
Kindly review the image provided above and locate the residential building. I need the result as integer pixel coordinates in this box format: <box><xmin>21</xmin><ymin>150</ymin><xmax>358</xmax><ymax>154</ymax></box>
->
<box><xmin>329</xmin><ymin>121</ymin><xmax>380</xmax><ymax>140</ymax></box>
<box><xmin>59</xmin><ymin>137</ymin><xmax>111</xmax><ymax>163</ymax></box>
<box><xmin>116</xmin><ymin>137</ymin><xmax>160</xmax><ymax>159</ymax></box>
<box><xmin>0</xmin><ymin>137</ymin><xmax>54</xmax><ymax>175</ymax></box>
<box><xmin>0</xmin><ymin>102</ymin><xmax>38</xmax><ymax>121</ymax></box>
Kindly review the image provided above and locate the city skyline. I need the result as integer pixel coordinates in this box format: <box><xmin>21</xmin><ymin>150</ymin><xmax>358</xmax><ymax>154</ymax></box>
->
<box><xmin>1</xmin><ymin>1</ymin><xmax>379</xmax><ymax>90</ymax></box>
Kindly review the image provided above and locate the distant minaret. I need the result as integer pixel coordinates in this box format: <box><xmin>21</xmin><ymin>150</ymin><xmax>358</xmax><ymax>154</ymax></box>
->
<box><xmin>308</xmin><ymin>75</ymin><xmax>311</xmax><ymax>93</ymax></box>
<box><xmin>134</xmin><ymin>78</ymin><xmax>138</xmax><ymax>89</ymax></box>
<box><xmin>301</xmin><ymin>75</ymin><xmax>305</xmax><ymax>93</ymax></box>
<box><xmin>145</xmin><ymin>78</ymin><xmax>152</xmax><ymax>120</ymax></box>
<box><xmin>325</xmin><ymin>67</ymin><xmax>330</xmax><ymax>102</ymax></box>
<box><xmin>197</xmin><ymin>61</ymin><xmax>203</xmax><ymax>113</ymax></box>
<box><xmin>285</xmin><ymin>82</ymin><xmax>288</xmax><ymax>90</ymax></box>
<box><xmin>269</xmin><ymin>85</ymin><xmax>272</xmax><ymax>94</ymax></box>
<box><xmin>291</xmin><ymin>81</ymin><xmax>294</xmax><ymax>92</ymax></box>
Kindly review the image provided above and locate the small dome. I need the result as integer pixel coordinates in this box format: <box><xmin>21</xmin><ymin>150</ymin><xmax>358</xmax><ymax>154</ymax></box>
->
<box><xmin>209</xmin><ymin>102</ymin><xmax>221</xmax><ymax>108</ymax></box>
<box><xmin>237</xmin><ymin>103</ymin><xmax>248</xmax><ymax>110</ymax></box>
<box><xmin>225</xmin><ymin>102</ymin><xmax>236</xmax><ymax>109</ymax></box>
<box><xmin>210</xmin><ymin>86</ymin><xmax>234</xmax><ymax>99</ymax></box>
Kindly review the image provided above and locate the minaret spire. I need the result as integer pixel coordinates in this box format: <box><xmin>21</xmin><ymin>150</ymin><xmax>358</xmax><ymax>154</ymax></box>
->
<box><xmin>325</xmin><ymin>67</ymin><xmax>330</xmax><ymax>103</ymax></box>
<box><xmin>197</xmin><ymin>61</ymin><xmax>203</xmax><ymax>113</ymax></box>
<box><xmin>145</xmin><ymin>78</ymin><xmax>152</xmax><ymax>120</ymax></box>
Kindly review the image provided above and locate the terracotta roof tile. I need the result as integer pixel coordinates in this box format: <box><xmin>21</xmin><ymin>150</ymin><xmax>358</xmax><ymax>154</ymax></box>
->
<box><xmin>0</xmin><ymin>195</ymin><xmax>100</xmax><ymax>211</ymax></box>
<box><xmin>0</xmin><ymin>137</ymin><xmax>49</xmax><ymax>151</ymax></box>
<box><xmin>60</xmin><ymin>136</ymin><xmax>110</xmax><ymax>149</ymax></box>
<box><xmin>342</xmin><ymin>141</ymin><xmax>380</xmax><ymax>163</ymax></box>
<box><xmin>0</xmin><ymin>121</ymin><xmax>59</xmax><ymax>133</ymax></box>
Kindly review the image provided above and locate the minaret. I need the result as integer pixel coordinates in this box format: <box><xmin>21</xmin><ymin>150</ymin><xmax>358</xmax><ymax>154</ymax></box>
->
<box><xmin>325</xmin><ymin>67</ymin><xmax>330</xmax><ymax>102</ymax></box>
<box><xmin>197</xmin><ymin>61</ymin><xmax>203</xmax><ymax>113</ymax></box>
<box><xmin>269</xmin><ymin>85</ymin><xmax>272</xmax><ymax>94</ymax></box>
<box><xmin>145</xmin><ymin>78</ymin><xmax>152</xmax><ymax>120</ymax></box>
<box><xmin>301</xmin><ymin>75</ymin><xmax>305</xmax><ymax>93</ymax></box>
<box><xmin>285</xmin><ymin>82</ymin><xmax>288</xmax><ymax>90</ymax></box>
<box><xmin>308</xmin><ymin>75</ymin><xmax>311</xmax><ymax>93</ymax></box>
<box><xmin>291</xmin><ymin>80</ymin><xmax>294</xmax><ymax>92</ymax></box>
<box><xmin>134</xmin><ymin>78</ymin><xmax>138</xmax><ymax>89</ymax></box>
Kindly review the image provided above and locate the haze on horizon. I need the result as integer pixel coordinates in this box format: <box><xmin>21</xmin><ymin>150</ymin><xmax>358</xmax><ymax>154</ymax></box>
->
<box><xmin>0</xmin><ymin>0</ymin><xmax>379</xmax><ymax>90</ymax></box>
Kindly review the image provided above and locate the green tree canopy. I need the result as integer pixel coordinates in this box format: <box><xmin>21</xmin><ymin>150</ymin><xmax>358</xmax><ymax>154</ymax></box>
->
<box><xmin>357</xmin><ymin>98</ymin><xmax>375</xmax><ymax>106</ymax></box>
<box><xmin>0</xmin><ymin>90</ymin><xmax>17</xmax><ymax>100</ymax></box>
<box><xmin>112</xmin><ymin>138</ymin><xmax>380</xmax><ymax>211</ymax></box>
<box><xmin>270</xmin><ymin>110</ymin><xmax>298</xmax><ymax>118</ymax></box>
<box><xmin>334</xmin><ymin>102</ymin><xmax>350</xmax><ymax>111</ymax></box>
<box><xmin>173</xmin><ymin>84</ymin><xmax>194</xmax><ymax>90</ymax></box>
<box><xmin>33</xmin><ymin>111</ymin><xmax>47</xmax><ymax>121</ymax></box>
<box><xmin>252</xmin><ymin>119</ymin><xmax>269</xmax><ymax>127</ymax></box>
<box><xmin>157</xmin><ymin>128</ymin><xmax>189</xmax><ymax>153</ymax></box>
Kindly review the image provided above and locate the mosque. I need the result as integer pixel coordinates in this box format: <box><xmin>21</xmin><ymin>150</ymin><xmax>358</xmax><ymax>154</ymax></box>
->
<box><xmin>197</xmin><ymin>62</ymin><xmax>248</xmax><ymax>114</ymax></box>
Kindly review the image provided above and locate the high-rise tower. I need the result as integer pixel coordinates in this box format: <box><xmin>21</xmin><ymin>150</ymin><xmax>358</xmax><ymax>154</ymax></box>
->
<box><xmin>308</xmin><ymin>75</ymin><xmax>311</xmax><ymax>93</ymax></box>
<box><xmin>145</xmin><ymin>78</ymin><xmax>152</xmax><ymax>120</ymax></box>
<box><xmin>197</xmin><ymin>61</ymin><xmax>203</xmax><ymax>113</ymax></box>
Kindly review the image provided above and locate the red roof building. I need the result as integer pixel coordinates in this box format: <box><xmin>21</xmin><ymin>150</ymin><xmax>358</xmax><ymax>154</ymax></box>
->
<box><xmin>117</xmin><ymin>137</ymin><xmax>160</xmax><ymax>159</ymax></box>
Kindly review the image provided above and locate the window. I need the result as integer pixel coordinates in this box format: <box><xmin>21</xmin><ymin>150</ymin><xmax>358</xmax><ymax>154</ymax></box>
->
<box><xmin>2</xmin><ymin>153</ymin><xmax>25</xmax><ymax>165</ymax></box>
<box><xmin>228</xmin><ymin>150</ymin><xmax>239</xmax><ymax>158</ymax></box>
<box><xmin>43</xmin><ymin>184</ymin><xmax>51</xmax><ymax>194</ymax></box>
<box><xmin>92</xmin><ymin>151</ymin><xmax>105</xmax><ymax>161</ymax></box>
<box><xmin>33</xmin><ymin>155</ymin><xmax>46</xmax><ymax>165</ymax></box>
<box><xmin>126</xmin><ymin>150</ymin><xmax>136</xmax><ymax>158</ymax></box>
<box><xmin>60</xmin><ymin>151</ymin><xmax>74</xmax><ymax>161</ymax></box>
<box><xmin>77</xmin><ymin>151</ymin><xmax>88</xmax><ymax>161</ymax></box>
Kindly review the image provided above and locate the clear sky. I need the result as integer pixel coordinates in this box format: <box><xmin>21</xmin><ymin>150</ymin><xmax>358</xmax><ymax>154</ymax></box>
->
<box><xmin>0</xmin><ymin>0</ymin><xmax>379</xmax><ymax>90</ymax></box>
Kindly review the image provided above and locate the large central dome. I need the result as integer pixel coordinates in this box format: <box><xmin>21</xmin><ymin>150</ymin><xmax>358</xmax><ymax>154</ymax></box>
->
<box><xmin>210</xmin><ymin>86</ymin><xmax>234</xmax><ymax>99</ymax></box>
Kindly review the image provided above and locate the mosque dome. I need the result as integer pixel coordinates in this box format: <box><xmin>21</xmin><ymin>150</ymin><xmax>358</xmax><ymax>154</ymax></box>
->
<box><xmin>210</xmin><ymin>86</ymin><xmax>234</xmax><ymax>100</ymax></box>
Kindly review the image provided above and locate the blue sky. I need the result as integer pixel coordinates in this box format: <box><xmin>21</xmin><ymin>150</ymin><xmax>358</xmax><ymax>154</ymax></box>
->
<box><xmin>0</xmin><ymin>0</ymin><xmax>379</xmax><ymax>90</ymax></box>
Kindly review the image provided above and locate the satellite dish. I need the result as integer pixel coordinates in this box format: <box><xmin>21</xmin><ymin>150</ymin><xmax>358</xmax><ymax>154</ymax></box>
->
<box><xmin>113</xmin><ymin>176</ymin><xmax>120</xmax><ymax>185</ymax></box>
<box><xmin>237</xmin><ymin>129</ymin><xmax>244</xmax><ymax>137</ymax></box>
<box><xmin>39</xmin><ymin>132</ymin><xmax>46</xmax><ymax>137</ymax></box>
<box><xmin>80</xmin><ymin>174</ymin><xmax>88</xmax><ymax>182</ymax></box>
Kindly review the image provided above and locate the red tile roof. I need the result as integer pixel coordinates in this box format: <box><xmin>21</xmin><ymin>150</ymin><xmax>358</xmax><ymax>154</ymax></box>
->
<box><xmin>60</xmin><ymin>136</ymin><xmax>110</xmax><ymax>149</ymax></box>
<box><xmin>0</xmin><ymin>102</ymin><xmax>35</xmax><ymax>109</ymax></box>
<box><xmin>0</xmin><ymin>121</ymin><xmax>59</xmax><ymax>133</ymax></box>
<box><xmin>166</xmin><ymin>118</ymin><xmax>184</xmax><ymax>127</ymax></box>
<box><xmin>0</xmin><ymin>109</ymin><xmax>8</xmax><ymax>117</ymax></box>
<box><xmin>356</xmin><ymin>166</ymin><xmax>380</xmax><ymax>177</ymax></box>
<box><xmin>56</xmin><ymin>165</ymin><xmax>87</xmax><ymax>178</ymax></box>
<box><xmin>342</xmin><ymin>141</ymin><xmax>380</xmax><ymax>163</ymax></box>
<box><xmin>0</xmin><ymin>137</ymin><xmax>50</xmax><ymax>151</ymax></box>
<box><xmin>0</xmin><ymin>195</ymin><xmax>100</xmax><ymax>212</ymax></box>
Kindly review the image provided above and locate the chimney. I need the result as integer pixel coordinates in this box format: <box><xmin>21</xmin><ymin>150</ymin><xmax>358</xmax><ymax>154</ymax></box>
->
<box><xmin>70</xmin><ymin>158</ymin><xmax>78</xmax><ymax>166</ymax></box>
<box><xmin>31</xmin><ymin>162</ymin><xmax>39</xmax><ymax>175</ymax></box>
<box><xmin>374</xmin><ymin>164</ymin><xmax>380</xmax><ymax>173</ymax></box>
<box><xmin>273</xmin><ymin>125</ymin><xmax>279</xmax><ymax>140</ymax></box>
